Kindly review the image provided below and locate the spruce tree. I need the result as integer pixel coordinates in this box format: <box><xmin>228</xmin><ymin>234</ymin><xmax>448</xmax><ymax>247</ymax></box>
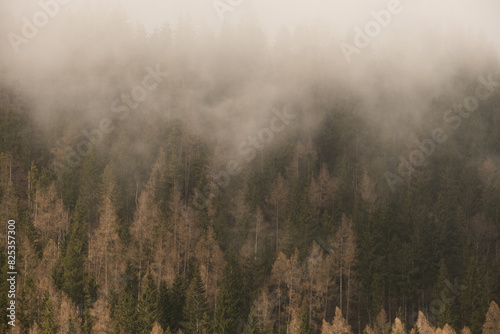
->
<box><xmin>298</xmin><ymin>304</ymin><xmax>312</xmax><ymax>334</ymax></box>
<box><xmin>83</xmin><ymin>276</ymin><xmax>98</xmax><ymax>334</ymax></box>
<box><xmin>182</xmin><ymin>267</ymin><xmax>209</xmax><ymax>334</ymax></box>
<box><xmin>243</xmin><ymin>311</ymin><xmax>260</xmax><ymax>334</ymax></box>
<box><xmin>213</xmin><ymin>260</ymin><xmax>243</xmax><ymax>334</ymax></box>
<box><xmin>39</xmin><ymin>293</ymin><xmax>57</xmax><ymax>334</ymax></box>
<box><xmin>18</xmin><ymin>275</ymin><xmax>37</xmax><ymax>330</ymax></box>
<box><xmin>67</xmin><ymin>316</ymin><xmax>77</xmax><ymax>334</ymax></box>
<box><xmin>170</xmin><ymin>275</ymin><xmax>186</xmax><ymax>332</ymax></box>
<box><xmin>61</xmin><ymin>220</ymin><xmax>86</xmax><ymax>305</ymax></box>
<box><xmin>158</xmin><ymin>280</ymin><xmax>172</xmax><ymax>331</ymax></box>
<box><xmin>432</xmin><ymin>259</ymin><xmax>453</xmax><ymax>327</ymax></box>
<box><xmin>139</xmin><ymin>272</ymin><xmax>159</xmax><ymax>333</ymax></box>
<box><xmin>114</xmin><ymin>262</ymin><xmax>139</xmax><ymax>334</ymax></box>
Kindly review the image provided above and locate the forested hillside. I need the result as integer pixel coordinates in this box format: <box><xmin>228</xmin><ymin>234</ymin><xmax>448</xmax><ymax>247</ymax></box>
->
<box><xmin>0</xmin><ymin>6</ymin><xmax>500</xmax><ymax>334</ymax></box>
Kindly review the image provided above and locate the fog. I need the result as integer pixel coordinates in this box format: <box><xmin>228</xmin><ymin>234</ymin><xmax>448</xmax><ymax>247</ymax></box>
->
<box><xmin>1</xmin><ymin>2</ymin><xmax>500</xmax><ymax>329</ymax></box>
<box><xmin>1</xmin><ymin>0</ymin><xmax>499</xmax><ymax>173</ymax></box>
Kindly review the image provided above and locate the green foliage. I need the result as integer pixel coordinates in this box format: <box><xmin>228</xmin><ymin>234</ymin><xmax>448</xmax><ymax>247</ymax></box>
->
<box><xmin>67</xmin><ymin>316</ymin><xmax>77</xmax><ymax>334</ymax></box>
<box><xmin>243</xmin><ymin>311</ymin><xmax>260</xmax><ymax>334</ymax></box>
<box><xmin>138</xmin><ymin>272</ymin><xmax>159</xmax><ymax>333</ymax></box>
<box><xmin>18</xmin><ymin>275</ymin><xmax>37</xmax><ymax>331</ymax></box>
<box><xmin>39</xmin><ymin>293</ymin><xmax>57</xmax><ymax>334</ymax></box>
<box><xmin>61</xmin><ymin>222</ymin><xmax>86</xmax><ymax>304</ymax></box>
<box><xmin>213</xmin><ymin>260</ymin><xmax>243</xmax><ymax>334</ymax></box>
<box><xmin>170</xmin><ymin>275</ymin><xmax>186</xmax><ymax>332</ymax></box>
<box><xmin>182</xmin><ymin>267</ymin><xmax>209</xmax><ymax>334</ymax></box>
<box><xmin>158</xmin><ymin>280</ymin><xmax>172</xmax><ymax>332</ymax></box>
<box><xmin>432</xmin><ymin>259</ymin><xmax>454</xmax><ymax>327</ymax></box>
<box><xmin>298</xmin><ymin>304</ymin><xmax>312</xmax><ymax>334</ymax></box>
<box><xmin>82</xmin><ymin>276</ymin><xmax>98</xmax><ymax>334</ymax></box>
<box><xmin>114</xmin><ymin>262</ymin><xmax>139</xmax><ymax>334</ymax></box>
<box><xmin>1</xmin><ymin>23</ymin><xmax>500</xmax><ymax>334</ymax></box>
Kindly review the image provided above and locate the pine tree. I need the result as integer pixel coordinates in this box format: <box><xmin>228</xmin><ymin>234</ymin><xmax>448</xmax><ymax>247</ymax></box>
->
<box><xmin>432</xmin><ymin>259</ymin><xmax>453</xmax><ymax>327</ymax></box>
<box><xmin>267</xmin><ymin>174</ymin><xmax>289</xmax><ymax>254</ymax></box>
<box><xmin>182</xmin><ymin>267</ymin><xmax>209</xmax><ymax>334</ymax></box>
<box><xmin>243</xmin><ymin>311</ymin><xmax>260</xmax><ymax>334</ymax></box>
<box><xmin>82</xmin><ymin>306</ymin><xmax>93</xmax><ymax>334</ymax></box>
<box><xmin>114</xmin><ymin>262</ymin><xmax>139</xmax><ymax>334</ymax></box>
<box><xmin>151</xmin><ymin>322</ymin><xmax>165</xmax><ymax>334</ymax></box>
<box><xmin>169</xmin><ymin>276</ymin><xmax>186</xmax><ymax>333</ymax></box>
<box><xmin>195</xmin><ymin>226</ymin><xmax>226</xmax><ymax>311</ymax></box>
<box><xmin>61</xmin><ymin>217</ymin><xmax>86</xmax><ymax>304</ymax></box>
<box><xmin>91</xmin><ymin>163</ymin><xmax>122</xmax><ymax>293</ymax></box>
<box><xmin>483</xmin><ymin>301</ymin><xmax>500</xmax><ymax>334</ymax></box>
<box><xmin>33</xmin><ymin>181</ymin><xmax>69</xmax><ymax>248</ymax></box>
<box><xmin>298</xmin><ymin>303</ymin><xmax>312</xmax><ymax>334</ymax></box>
<box><xmin>39</xmin><ymin>293</ymin><xmax>57</xmax><ymax>334</ymax></box>
<box><xmin>170</xmin><ymin>275</ymin><xmax>186</xmax><ymax>332</ymax></box>
<box><xmin>414</xmin><ymin>311</ymin><xmax>435</xmax><ymax>334</ymax></box>
<box><xmin>460</xmin><ymin>255</ymin><xmax>480</xmax><ymax>331</ymax></box>
<box><xmin>83</xmin><ymin>275</ymin><xmax>98</xmax><ymax>334</ymax></box>
<box><xmin>18</xmin><ymin>275</ymin><xmax>38</xmax><ymax>330</ymax></box>
<box><xmin>139</xmin><ymin>272</ymin><xmax>160</xmax><ymax>333</ymax></box>
<box><xmin>321</xmin><ymin>307</ymin><xmax>353</xmax><ymax>334</ymax></box>
<box><xmin>213</xmin><ymin>260</ymin><xmax>243</xmax><ymax>334</ymax></box>
<box><xmin>67</xmin><ymin>316</ymin><xmax>77</xmax><ymax>334</ymax></box>
<box><xmin>158</xmin><ymin>280</ymin><xmax>172</xmax><ymax>331</ymax></box>
<box><xmin>391</xmin><ymin>317</ymin><xmax>405</xmax><ymax>334</ymax></box>
<box><xmin>374</xmin><ymin>309</ymin><xmax>389</xmax><ymax>334</ymax></box>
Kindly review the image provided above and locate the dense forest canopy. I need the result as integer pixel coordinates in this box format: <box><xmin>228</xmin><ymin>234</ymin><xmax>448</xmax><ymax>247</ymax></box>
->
<box><xmin>0</xmin><ymin>1</ymin><xmax>500</xmax><ymax>333</ymax></box>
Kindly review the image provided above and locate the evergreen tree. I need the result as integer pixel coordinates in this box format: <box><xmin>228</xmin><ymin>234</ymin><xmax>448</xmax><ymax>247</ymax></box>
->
<box><xmin>18</xmin><ymin>275</ymin><xmax>37</xmax><ymax>330</ymax></box>
<box><xmin>213</xmin><ymin>259</ymin><xmax>243</xmax><ymax>334</ymax></box>
<box><xmin>114</xmin><ymin>262</ymin><xmax>139</xmax><ymax>334</ymax></box>
<box><xmin>298</xmin><ymin>304</ymin><xmax>312</xmax><ymax>334</ymax></box>
<box><xmin>151</xmin><ymin>322</ymin><xmax>165</xmax><ymax>334</ymax></box>
<box><xmin>67</xmin><ymin>316</ymin><xmax>77</xmax><ymax>334</ymax></box>
<box><xmin>460</xmin><ymin>255</ymin><xmax>482</xmax><ymax>331</ymax></box>
<box><xmin>83</xmin><ymin>276</ymin><xmax>98</xmax><ymax>334</ymax></box>
<box><xmin>158</xmin><ymin>280</ymin><xmax>173</xmax><ymax>331</ymax></box>
<box><xmin>61</xmin><ymin>219</ymin><xmax>86</xmax><ymax>305</ymax></box>
<box><xmin>432</xmin><ymin>259</ymin><xmax>453</xmax><ymax>327</ymax></box>
<box><xmin>139</xmin><ymin>272</ymin><xmax>159</xmax><ymax>333</ymax></box>
<box><xmin>243</xmin><ymin>311</ymin><xmax>260</xmax><ymax>334</ymax></box>
<box><xmin>182</xmin><ymin>267</ymin><xmax>209</xmax><ymax>334</ymax></box>
<box><xmin>39</xmin><ymin>293</ymin><xmax>57</xmax><ymax>334</ymax></box>
<box><xmin>170</xmin><ymin>275</ymin><xmax>186</xmax><ymax>332</ymax></box>
<box><xmin>483</xmin><ymin>301</ymin><xmax>500</xmax><ymax>334</ymax></box>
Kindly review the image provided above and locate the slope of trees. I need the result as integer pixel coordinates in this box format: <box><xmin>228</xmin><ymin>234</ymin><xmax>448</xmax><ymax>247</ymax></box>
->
<box><xmin>0</xmin><ymin>8</ymin><xmax>499</xmax><ymax>334</ymax></box>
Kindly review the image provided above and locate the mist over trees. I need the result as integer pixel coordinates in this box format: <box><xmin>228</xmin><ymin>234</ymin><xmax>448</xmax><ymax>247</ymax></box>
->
<box><xmin>0</xmin><ymin>2</ymin><xmax>500</xmax><ymax>334</ymax></box>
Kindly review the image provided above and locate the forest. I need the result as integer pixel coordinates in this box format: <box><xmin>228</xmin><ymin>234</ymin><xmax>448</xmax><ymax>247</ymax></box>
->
<box><xmin>0</xmin><ymin>3</ymin><xmax>500</xmax><ymax>334</ymax></box>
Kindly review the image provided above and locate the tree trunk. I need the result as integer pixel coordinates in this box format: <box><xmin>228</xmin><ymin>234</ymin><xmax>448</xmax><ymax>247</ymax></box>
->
<box><xmin>346</xmin><ymin>264</ymin><xmax>350</xmax><ymax>322</ymax></box>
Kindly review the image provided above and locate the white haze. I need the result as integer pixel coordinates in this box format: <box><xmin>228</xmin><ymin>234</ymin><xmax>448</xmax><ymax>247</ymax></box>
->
<box><xmin>0</xmin><ymin>0</ymin><xmax>499</xmax><ymax>170</ymax></box>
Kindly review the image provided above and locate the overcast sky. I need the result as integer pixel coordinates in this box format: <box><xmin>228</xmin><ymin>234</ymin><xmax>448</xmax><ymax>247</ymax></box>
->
<box><xmin>104</xmin><ymin>0</ymin><xmax>500</xmax><ymax>44</ymax></box>
<box><xmin>3</xmin><ymin>0</ymin><xmax>500</xmax><ymax>45</ymax></box>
